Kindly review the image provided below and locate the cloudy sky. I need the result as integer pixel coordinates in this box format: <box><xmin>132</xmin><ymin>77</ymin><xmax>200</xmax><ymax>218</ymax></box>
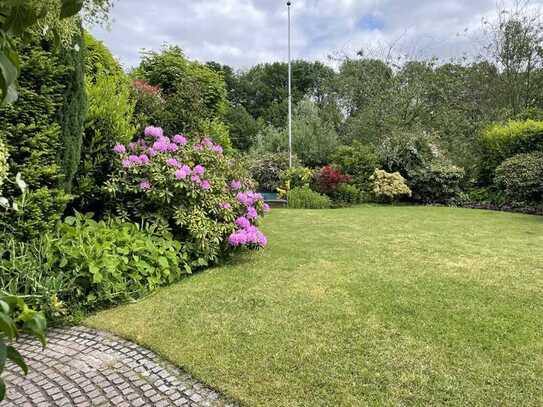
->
<box><xmin>91</xmin><ymin>0</ymin><xmax>542</xmax><ymax>71</ymax></box>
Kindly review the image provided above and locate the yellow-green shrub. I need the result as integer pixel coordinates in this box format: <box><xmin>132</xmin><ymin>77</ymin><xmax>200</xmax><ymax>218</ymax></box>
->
<box><xmin>370</xmin><ymin>169</ymin><xmax>412</xmax><ymax>203</ymax></box>
<box><xmin>480</xmin><ymin>120</ymin><xmax>543</xmax><ymax>182</ymax></box>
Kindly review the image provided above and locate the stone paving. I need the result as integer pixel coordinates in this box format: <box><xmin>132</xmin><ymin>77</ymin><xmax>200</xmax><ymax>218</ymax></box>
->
<box><xmin>3</xmin><ymin>326</ymin><xmax>235</xmax><ymax>406</ymax></box>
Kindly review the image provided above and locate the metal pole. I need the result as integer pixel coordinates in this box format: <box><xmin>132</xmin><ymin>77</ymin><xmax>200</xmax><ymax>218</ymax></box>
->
<box><xmin>287</xmin><ymin>1</ymin><xmax>292</xmax><ymax>168</ymax></box>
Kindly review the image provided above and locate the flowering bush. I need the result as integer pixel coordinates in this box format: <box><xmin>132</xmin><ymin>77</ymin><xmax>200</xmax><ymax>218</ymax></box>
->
<box><xmin>106</xmin><ymin>126</ymin><xmax>269</xmax><ymax>267</ymax></box>
<box><xmin>314</xmin><ymin>165</ymin><xmax>352</xmax><ymax>195</ymax></box>
<box><xmin>370</xmin><ymin>169</ymin><xmax>412</xmax><ymax>203</ymax></box>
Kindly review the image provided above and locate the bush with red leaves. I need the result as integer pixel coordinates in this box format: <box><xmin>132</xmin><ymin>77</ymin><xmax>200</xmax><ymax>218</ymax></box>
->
<box><xmin>314</xmin><ymin>165</ymin><xmax>352</xmax><ymax>194</ymax></box>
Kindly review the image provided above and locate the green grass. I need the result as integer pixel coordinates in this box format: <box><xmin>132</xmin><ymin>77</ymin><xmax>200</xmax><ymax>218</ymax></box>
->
<box><xmin>86</xmin><ymin>206</ymin><xmax>543</xmax><ymax>406</ymax></box>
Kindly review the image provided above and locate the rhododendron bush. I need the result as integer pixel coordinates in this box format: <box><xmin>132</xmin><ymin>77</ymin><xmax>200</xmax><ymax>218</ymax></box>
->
<box><xmin>105</xmin><ymin>126</ymin><xmax>269</xmax><ymax>267</ymax></box>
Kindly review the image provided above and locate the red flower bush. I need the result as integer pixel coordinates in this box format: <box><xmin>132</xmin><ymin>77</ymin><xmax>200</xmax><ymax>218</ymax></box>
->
<box><xmin>314</xmin><ymin>165</ymin><xmax>352</xmax><ymax>194</ymax></box>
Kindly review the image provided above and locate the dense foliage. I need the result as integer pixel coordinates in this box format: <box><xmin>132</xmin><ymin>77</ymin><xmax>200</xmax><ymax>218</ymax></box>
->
<box><xmin>479</xmin><ymin>120</ymin><xmax>543</xmax><ymax>182</ymax></box>
<box><xmin>105</xmin><ymin>127</ymin><xmax>268</xmax><ymax>267</ymax></box>
<box><xmin>0</xmin><ymin>214</ymin><xmax>188</xmax><ymax>319</ymax></box>
<box><xmin>494</xmin><ymin>152</ymin><xmax>543</xmax><ymax>204</ymax></box>
<box><xmin>370</xmin><ymin>169</ymin><xmax>412</xmax><ymax>203</ymax></box>
<box><xmin>249</xmin><ymin>152</ymin><xmax>297</xmax><ymax>192</ymax></box>
<box><xmin>75</xmin><ymin>33</ymin><xmax>136</xmax><ymax>212</ymax></box>
<box><xmin>409</xmin><ymin>162</ymin><xmax>465</xmax><ymax>203</ymax></box>
<box><xmin>134</xmin><ymin>46</ymin><xmax>228</xmax><ymax>136</ymax></box>
<box><xmin>0</xmin><ymin>36</ymin><xmax>77</xmax><ymax>239</ymax></box>
<box><xmin>331</xmin><ymin>142</ymin><xmax>379</xmax><ymax>191</ymax></box>
<box><xmin>287</xmin><ymin>186</ymin><xmax>331</xmax><ymax>209</ymax></box>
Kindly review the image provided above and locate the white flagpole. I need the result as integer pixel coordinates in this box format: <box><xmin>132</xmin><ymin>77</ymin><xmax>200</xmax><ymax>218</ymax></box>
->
<box><xmin>287</xmin><ymin>1</ymin><xmax>292</xmax><ymax>168</ymax></box>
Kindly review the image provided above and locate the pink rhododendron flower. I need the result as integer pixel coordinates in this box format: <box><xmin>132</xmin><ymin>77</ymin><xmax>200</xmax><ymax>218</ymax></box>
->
<box><xmin>147</xmin><ymin>148</ymin><xmax>158</xmax><ymax>157</ymax></box>
<box><xmin>230</xmin><ymin>180</ymin><xmax>241</xmax><ymax>191</ymax></box>
<box><xmin>122</xmin><ymin>159</ymin><xmax>132</xmax><ymax>168</ymax></box>
<box><xmin>263</xmin><ymin>203</ymin><xmax>271</xmax><ymax>213</ymax></box>
<box><xmin>212</xmin><ymin>145</ymin><xmax>223</xmax><ymax>154</ymax></box>
<box><xmin>201</xmin><ymin>138</ymin><xmax>214</xmax><ymax>147</ymax></box>
<box><xmin>235</xmin><ymin>216</ymin><xmax>251</xmax><ymax>229</ymax></box>
<box><xmin>168</xmin><ymin>143</ymin><xmax>178</xmax><ymax>152</ymax></box>
<box><xmin>193</xmin><ymin>165</ymin><xmax>205</xmax><ymax>176</ymax></box>
<box><xmin>145</xmin><ymin>126</ymin><xmax>164</xmax><ymax>138</ymax></box>
<box><xmin>220</xmin><ymin>202</ymin><xmax>231</xmax><ymax>209</ymax></box>
<box><xmin>175</xmin><ymin>168</ymin><xmax>189</xmax><ymax>179</ymax></box>
<box><xmin>139</xmin><ymin>180</ymin><xmax>152</xmax><ymax>191</ymax></box>
<box><xmin>139</xmin><ymin>154</ymin><xmax>150</xmax><ymax>165</ymax></box>
<box><xmin>247</xmin><ymin>207</ymin><xmax>258</xmax><ymax>219</ymax></box>
<box><xmin>128</xmin><ymin>155</ymin><xmax>141</xmax><ymax>164</ymax></box>
<box><xmin>166</xmin><ymin>158</ymin><xmax>179</xmax><ymax>167</ymax></box>
<box><xmin>152</xmin><ymin>140</ymin><xmax>169</xmax><ymax>153</ymax></box>
<box><xmin>113</xmin><ymin>143</ymin><xmax>126</xmax><ymax>154</ymax></box>
<box><xmin>201</xmin><ymin>180</ymin><xmax>211</xmax><ymax>190</ymax></box>
<box><xmin>191</xmin><ymin>175</ymin><xmax>201</xmax><ymax>184</ymax></box>
<box><xmin>173</xmin><ymin>134</ymin><xmax>188</xmax><ymax>145</ymax></box>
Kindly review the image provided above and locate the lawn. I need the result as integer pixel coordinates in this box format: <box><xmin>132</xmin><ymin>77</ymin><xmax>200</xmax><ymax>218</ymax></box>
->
<box><xmin>85</xmin><ymin>206</ymin><xmax>543</xmax><ymax>406</ymax></box>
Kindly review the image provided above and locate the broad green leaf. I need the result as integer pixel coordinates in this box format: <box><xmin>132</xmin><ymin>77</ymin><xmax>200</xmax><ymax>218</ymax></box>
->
<box><xmin>0</xmin><ymin>313</ymin><xmax>15</xmax><ymax>339</ymax></box>
<box><xmin>23</xmin><ymin>315</ymin><xmax>47</xmax><ymax>348</ymax></box>
<box><xmin>60</xmin><ymin>0</ymin><xmax>84</xmax><ymax>19</ymax></box>
<box><xmin>7</xmin><ymin>346</ymin><xmax>28</xmax><ymax>375</ymax></box>
<box><xmin>0</xmin><ymin>378</ymin><xmax>5</xmax><ymax>401</ymax></box>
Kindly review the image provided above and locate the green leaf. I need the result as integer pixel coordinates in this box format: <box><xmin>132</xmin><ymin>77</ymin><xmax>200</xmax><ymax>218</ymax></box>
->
<box><xmin>0</xmin><ymin>46</ymin><xmax>19</xmax><ymax>104</ymax></box>
<box><xmin>0</xmin><ymin>378</ymin><xmax>5</xmax><ymax>401</ymax></box>
<box><xmin>60</xmin><ymin>0</ymin><xmax>84</xmax><ymax>19</ymax></box>
<box><xmin>0</xmin><ymin>313</ymin><xmax>16</xmax><ymax>339</ymax></box>
<box><xmin>6</xmin><ymin>346</ymin><xmax>27</xmax><ymax>375</ymax></box>
<box><xmin>22</xmin><ymin>313</ymin><xmax>47</xmax><ymax>348</ymax></box>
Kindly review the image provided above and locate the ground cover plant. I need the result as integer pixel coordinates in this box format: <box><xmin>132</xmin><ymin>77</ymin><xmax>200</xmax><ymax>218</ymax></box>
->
<box><xmin>86</xmin><ymin>205</ymin><xmax>543</xmax><ymax>406</ymax></box>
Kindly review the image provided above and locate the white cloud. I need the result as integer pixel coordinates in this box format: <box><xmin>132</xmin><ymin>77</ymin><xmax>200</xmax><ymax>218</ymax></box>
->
<box><xmin>90</xmin><ymin>0</ymin><xmax>543</xmax><ymax>70</ymax></box>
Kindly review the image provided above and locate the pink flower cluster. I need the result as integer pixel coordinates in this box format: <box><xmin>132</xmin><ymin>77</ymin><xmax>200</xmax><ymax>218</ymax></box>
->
<box><xmin>236</xmin><ymin>191</ymin><xmax>264</xmax><ymax>207</ymax></box>
<box><xmin>194</xmin><ymin>137</ymin><xmax>223</xmax><ymax>155</ymax></box>
<box><xmin>228</xmin><ymin>216</ymin><xmax>267</xmax><ymax>248</ymax></box>
<box><xmin>114</xmin><ymin>125</ymin><xmax>270</xmax><ymax>250</ymax></box>
<box><xmin>122</xmin><ymin>154</ymin><xmax>150</xmax><ymax>168</ymax></box>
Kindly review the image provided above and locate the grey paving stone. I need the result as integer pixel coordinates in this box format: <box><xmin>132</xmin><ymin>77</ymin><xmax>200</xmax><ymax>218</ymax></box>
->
<box><xmin>3</xmin><ymin>327</ymin><xmax>235</xmax><ymax>406</ymax></box>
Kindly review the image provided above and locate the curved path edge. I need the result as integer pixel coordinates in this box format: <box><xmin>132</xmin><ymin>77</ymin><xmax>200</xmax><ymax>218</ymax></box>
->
<box><xmin>3</xmin><ymin>326</ymin><xmax>237</xmax><ymax>407</ymax></box>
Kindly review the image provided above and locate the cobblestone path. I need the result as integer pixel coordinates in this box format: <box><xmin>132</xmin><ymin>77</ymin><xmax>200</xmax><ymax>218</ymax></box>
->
<box><xmin>3</xmin><ymin>326</ymin><xmax>235</xmax><ymax>406</ymax></box>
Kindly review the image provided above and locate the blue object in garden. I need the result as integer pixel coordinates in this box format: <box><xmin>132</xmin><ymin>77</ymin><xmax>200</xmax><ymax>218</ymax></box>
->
<box><xmin>261</xmin><ymin>192</ymin><xmax>287</xmax><ymax>207</ymax></box>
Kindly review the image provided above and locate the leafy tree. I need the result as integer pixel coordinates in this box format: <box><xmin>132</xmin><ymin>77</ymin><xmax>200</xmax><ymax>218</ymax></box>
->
<box><xmin>225</xmin><ymin>104</ymin><xmax>262</xmax><ymax>151</ymax></box>
<box><xmin>134</xmin><ymin>46</ymin><xmax>227</xmax><ymax>135</ymax></box>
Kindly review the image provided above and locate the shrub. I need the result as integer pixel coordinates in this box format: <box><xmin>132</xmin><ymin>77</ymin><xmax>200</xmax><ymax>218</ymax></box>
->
<box><xmin>51</xmin><ymin>214</ymin><xmax>188</xmax><ymax>311</ymax></box>
<box><xmin>370</xmin><ymin>169</ymin><xmax>412</xmax><ymax>203</ymax></box>
<box><xmin>0</xmin><ymin>214</ymin><xmax>189</xmax><ymax>319</ymax></box>
<box><xmin>105</xmin><ymin>127</ymin><xmax>269</xmax><ymax>267</ymax></box>
<box><xmin>277</xmin><ymin>167</ymin><xmax>314</xmax><ymax>199</ymax></box>
<box><xmin>74</xmin><ymin>64</ymin><xmax>136</xmax><ymax>212</ymax></box>
<box><xmin>378</xmin><ymin>129</ymin><xmax>435</xmax><ymax>177</ymax></box>
<box><xmin>314</xmin><ymin>165</ymin><xmax>351</xmax><ymax>195</ymax></box>
<box><xmin>0</xmin><ymin>34</ymin><xmax>85</xmax><ymax>237</ymax></box>
<box><xmin>480</xmin><ymin>120</ymin><xmax>543</xmax><ymax>182</ymax></box>
<box><xmin>332</xmin><ymin>183</ymin><xmax>362</xmax><ymax>206</ymax></box>
<box><xmin>494</xmin><ymin>152</ymin><xmax>543</xmax><ymax>203</ymax></box>
<box><xmin>410</xmin><ymin>162</ymin><xmax>465</xmax><ymax>203</ymax></box>
<box><xmin>331</xmin><ymin>141</ymin><xmax>379</xmax><ymax>191</ymax></box>
<box><xmin>249</xmin><ymin>152</ymin><xmax>299</xmax><ymax>192</ymax></box>
<box><xmin>287</xmin><ymin>186</ymin><xmax>331</xmax><ymax>209</ymax></box>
